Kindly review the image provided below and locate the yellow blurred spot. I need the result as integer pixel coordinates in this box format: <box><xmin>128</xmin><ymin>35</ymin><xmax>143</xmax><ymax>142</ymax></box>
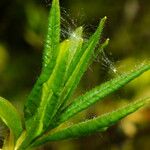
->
<box><xmin>0</xmin><ymin>45</ymin><xmax>9</xmax><ymax>72</ymax></box>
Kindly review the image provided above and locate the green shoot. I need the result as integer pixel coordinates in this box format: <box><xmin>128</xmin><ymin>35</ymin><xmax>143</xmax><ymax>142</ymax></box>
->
<box><xmin>0</xmin><ymin>0</ymin><xmax>149</xmax><ymax>150</ymax></box>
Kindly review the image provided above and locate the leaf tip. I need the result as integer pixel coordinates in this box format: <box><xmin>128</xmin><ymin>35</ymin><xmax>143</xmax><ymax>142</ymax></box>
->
<box><xmin>104</xmin><ymin>16</ymin><xmax>107</xmax><ymax>20</ymax></box>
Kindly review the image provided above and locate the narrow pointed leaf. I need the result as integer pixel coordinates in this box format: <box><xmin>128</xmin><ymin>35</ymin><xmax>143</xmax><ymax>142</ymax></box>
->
<box><xmin>58</xmin><ymin>17</ymin><xmax>107</xmax><ymax>110</ymax></box>
<box><xmin>65</xmin><ymin>26</ymin><xmax>83</xmax><ymax>82</ymax></box>
<box><xmin>0</xmin><ymin>97</ymin><xmax>23</xmax><ymax>142</ymax></box>
<box><xmin>68</xmin><ymin>26</ymin><xmax>83</xmax><ymax>62</ymax></box>
<box><xmin>27</xmin><ymin>40</ymin><xmax>70</xmax><ymax>136</ymax></box>
<box><xmin>37</xmin><ymin>40</ymin><xmax>70</xmax><ymax>132</ymax></box>
<box><xmin>52</xmin><ymin>27</ymin><xmax>83</xmax><ymax>111</ymax></box>
<box><xmin>56</xmin><ymin>63</ymin><xmax>150</xmax><ymax>125</ymax></box>
<box><xmin>17</xmin><ymin>40</ymin><xmax>70</xmax><ymax>150</ymax></box>
<box><xmin>31</xmin><ymin>97</ymin><xmax>150</xmax><ymax>146</ymax></box>
<box><xmin>42</xmin><ymin>0</ymin><xmax>60</xmax><ymax>69</ymax></box>
<box><xmin>93</xmin><ymin>38</ymin><xmax>109</xmax><ymax>60</ymax></box>
<box><xmin>24</xmin><ymin>0</ymin><xmax>60</xmax><ymax>125</ymax></box>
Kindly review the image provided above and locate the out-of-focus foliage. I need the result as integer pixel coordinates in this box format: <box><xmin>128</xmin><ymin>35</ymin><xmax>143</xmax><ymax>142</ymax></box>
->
<box><xmin>0</xmin><ymin>0</ymin><xmax>150</xmax><ymax>149</ymax></box>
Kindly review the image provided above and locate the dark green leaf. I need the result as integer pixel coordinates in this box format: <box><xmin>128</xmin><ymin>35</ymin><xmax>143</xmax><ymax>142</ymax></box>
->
<box><xmin>42</xmin><ymin>0</ymin><xmax>60</xmax><ymax>69</ymax></box>
<box><xmin>92</xmin><ymin>38</ymin><xmax>109</xmax><ymax>60</ymax></box>
<box><xmin>56</xmin><ymin>63</ymin><xmax>150</xmax><ymax>125</ymax></box>
<box><xmin>24</xmin><ymin>0</ymin><xmax>60</xmax><ymax>127</ymax></box>
<box><xmin>32</xmin><ymin>97</ymin><xmax>150</xmax><ymax>146</ymax></box>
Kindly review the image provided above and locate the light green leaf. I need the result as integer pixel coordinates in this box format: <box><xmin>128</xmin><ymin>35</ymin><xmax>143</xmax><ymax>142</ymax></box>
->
<box><xmin>31</xmin><ymin>97</ymin><xmax>150</xmax><ymax>146</ymax></box>
<box><xmin>64</xmin><ymin>26</ymin><xmax>83</xmax><ymax>82</ymax></box>
<box><xmin>68</xmin><ymin>27</ymin><xmax>83</xmax><ymax>59</ymax></box>
<box><xmin>37</xmin><ymin>40</ymin><xmax>70</xmax><ymax>132</ymax></box>
<box><xmin>58</xmin><ymin>17</ymin><xmax>107</xmax><ymax>110</ymax></box>
<box><xmin>17</xmin><ymin>40</ymin><xmax>70</xmax><ymax>150</ymax></box>
<box><xmin>56</xmin><ymin>63</ymin><xmax>150</xmax><ymax>125</ymax></box>
<box><xmin>24</xmin><ymin>0</ymin><xmax>60</xmax><ymax>126</ymax></box>
<box><xmin>0</xmin><ymin>97</ymin><xmax>23</xmax><ymax>142</ymax></box>
<box><xmin>52</xmin><ymin>27</ymin><xmax>84</xmax><ymax>111</ymax></box>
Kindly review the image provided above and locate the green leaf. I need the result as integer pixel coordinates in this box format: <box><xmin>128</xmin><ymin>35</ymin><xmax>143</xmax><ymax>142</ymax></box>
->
<box><xmin>31</xmin><ymin>97</ymin><xmax>150</xmax><ymax>146</ymax></box>
<box><xmin>51</xmin><ymin>27</ymin><xmax>84</xmax><ymax>112</ymax></box>
<box><xmin>42</xmin><ymin>0</ymin><xmax>60</xmax><ymax>69</ymax></box>
<box><xmin>58</xmin><ymin>17</ymin><xmax>107</xmax><ymax>110</ymax></box>
<box><xmin>0</xmin><ymin>97</ymin><xmax>23</xmax><ymax>142</ymax></box>
<box><xmin>17</xmin><ymin>40</ymin><xmax>70</xmax><ymax>150</ymax></box>
<box><xmin>36</xmin><ymin>40</ymin><xmax>70</xmax><ymax>133</ymax></box>
<box><xmin>92</xmin><ymin>38</ymin><xmax>109</xmax><ymax>60</ymax></box>
<box><xmin>24</xmin><ymin>0</ymin><xmax>60</xmax><ymax>126</ymax></box>
<box><xmin>55</xmin><ymin>63</ymin><xmax>150</xmax><ymax>125</ymax></box>
<box><xmin>64</xmin><ymin>26</ymin><xmax>83</xmax><ymax>82</ymax></box>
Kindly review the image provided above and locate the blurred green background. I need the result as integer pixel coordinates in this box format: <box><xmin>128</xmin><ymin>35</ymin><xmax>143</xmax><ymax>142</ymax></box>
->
<box><xmin>0</xmin><ymin>0</ymin><xmax>150</xmax><ymax>149</ymax></box>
